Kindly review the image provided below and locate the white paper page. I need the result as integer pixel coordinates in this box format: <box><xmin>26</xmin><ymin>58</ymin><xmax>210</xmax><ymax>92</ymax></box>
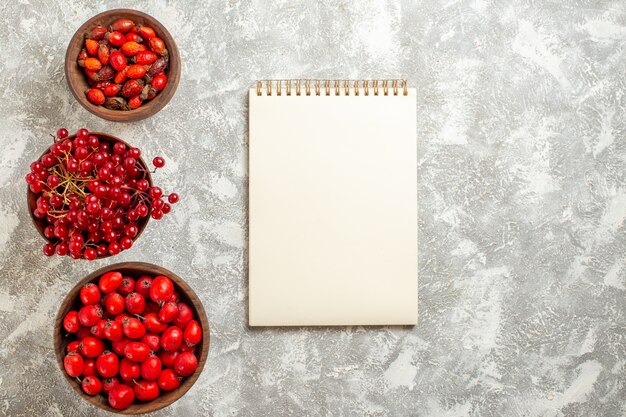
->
<box><xmin>248</xmin><ymin>87</ymin><xmax>417</xmax><ymax>326</ymax></box>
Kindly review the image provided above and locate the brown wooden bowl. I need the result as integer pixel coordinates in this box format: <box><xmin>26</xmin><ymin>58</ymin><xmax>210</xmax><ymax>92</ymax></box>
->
<box><xmin>27</xmin><ymin>132</ymin><xmax>152</xmax><ymax>259</ymax></box>
<box><xmin>65</xmin><ymin>9</ymin><xmax>180</xmax><ymax>122</ymax></box>
<box><xmin>54</xmin><ymin>262</ymin><xmax>210</xmax><ymax>414</ymax></box>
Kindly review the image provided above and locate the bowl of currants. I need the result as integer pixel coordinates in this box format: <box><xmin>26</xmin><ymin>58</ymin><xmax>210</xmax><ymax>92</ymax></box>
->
<box><xmin>54</xmin><ymin>262</ymin><xmax>210</xmax><ymax>414</ymax></box>
<box><xmin>25</xmin><ymin>127</ymin><xmax>179</xmax><ymax>260</ymax></box>
<box><xmin>65</xmin><ymin>9</ymin><xmax>180</xmax><ymax>122</ymax></box>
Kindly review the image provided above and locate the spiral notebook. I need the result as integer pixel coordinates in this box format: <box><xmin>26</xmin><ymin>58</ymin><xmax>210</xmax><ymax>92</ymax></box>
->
<box><xmin>248</xmin><ymin>80</ymin><xmax>417</xmax><ymax>326</ymax></box>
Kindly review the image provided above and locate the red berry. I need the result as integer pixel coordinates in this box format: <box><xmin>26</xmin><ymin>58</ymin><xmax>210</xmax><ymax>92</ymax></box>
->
<box><xmin>107</xmin><ymin>31</ymin><xmax>126</xmax><ymax>47</ymax></box>
<box><xmin>105</xmin><ymin>292</ymin><xmax>125</xmax><ymax>315</ymax></box>
<box><xmin>112</xmin><ymin>337</ymin><xmax>131</xmax><ymax>356</ymax></box>
<box><xmin>82</xmin><ymin>375</ymin><xmax>102</xmax><ymax>395</ymax></box>
<box><xmin>118</xmin><ymin>276</ymin><xmax>135</xmax><ymax>295</ymax></box>
<box><xmin>141</xmin><ymin>333</ymin><xmax>161</xmax><ymax>351</ymax></box>
<box><xmin>157</xmin><ymin>369</ymin><xmax>181</xmax><ymax>391</ymax></box>
<box><xmin>80</xmin><ymin>283</ymin><xmax>101</xmax><ymax>305</ymax></box>
<box><xmin>66</xmin><ymin>340</ymin><xmax>81</xmax><ymax>353</ymax></box>
<box><xmin>119</xmin><ymin>357</ymin><xmax>141</xmax><ymax>382</ymax></box>
<box><xmin>99</xmin><ymin>271</ymin><xmax>122</xmax><ymax>293</ymax></box>
<box><xmin>143</xmin><ymin>312</ymin><xmax>168</xmax><ymax>334</ymax></box>
<box><xmin>152</xmin><ymin>156</ymin><xmax>165</xmax><ymax>168</ymax></box>
<box><xmin>128</xmin><ymin>95</ymin><xmax>143</xmax><ymax>109</ymax></box>
<box><xmin>88</xmin><ymin>25</ymin><xmax>108</xmax><ymax>40</ymax></box>
<box><xmin>168</xmin><ymin>193</ymin><xmax>179</xmax><ymax>204</ymax></box>
<box><xmin>91</xmin><ymin>319</ymin><xmax>107</xmax><ymax>339</ymax></box>
<box><xmin>174</xmin><ymin>352</ymin><xmax>198</xmax><ymax>376</ymax></box>
<box><xmin>78</xmin><ymin>305</ymin><xmax>103</xmax><ymax>327</ymax></box>
<box><xmin>124</xmin><ymin>341</ymin><xmax>151</xmax><ymax>362</ymax></box>
<box><xmin>108</xmin><ymin>385</ymin><xmax>135</xmax><ymax>410</ymax></box>
<box><xmin>125</xmin><ymin>292</ymin><xmax>146</xmax><ymax>315</ymax></box>
<box><xmin>63</xmin><ymin>311</ymin><xmax>81</xmax><ymax>333</ymax></box>
<box><xmin>150</xmin><ymin>275</ymin><xmax>174</xmax><ymax>304</ymax></box>
<box><xmin>43</xmin><ymin>243</ymin><xmax>55</xmax><ymax>256</ymax></box>
<box><xmin>102</xmin><ymin>377</ymin><xmax>120</xmax><ymax>394</ymax></box>
<box><xmin>110</xmin><ymin>18</ymin><xmax>135</xmax><ymax>34</ymax></box>
<box><xmin>57</xmin><ymin>128</ymin><xmax>69</xmax><ymax>138</ymax></box>
<box><xmin>160</xmin><ymin>326</ymin><xmax>183</xmax><ymax>352</ymax></box>
<box><xmin>82</xmin><ymin>358</ymin><xmax>97</xmax><ymax>376</ymax></box>
<box><xmin>103</xmin><ymin>84</ymin><xmax>120</xmax><ymax>96</ymax></box>
<box><xmin>135</xmin><ymin>275</ymin><xmax>153</xmax><ymax>297</ymax></box>
<box><xmin>79</xmin><ymin>336</ymin><xmax>105</xmax><ymax>358</ymax></box>
<box><xmin>158</xmin><ymin>302</ymin><xmax>179</xmax><ymax>323</ymax></box>
<box><xmin>104</xmin><ymin>320</ymin><xmax>123</xmax><ymax>342</ymax></box>
<box><xmin>183</xmin><ymin>320</ymin><xmax>202</xmax><ymax>346</ymax></box>
<box><xmin>151</xmin><ymin>73</ymin><xmax>167</xmax><ymax>92</ymax></box>
<box><xmin>134</xmin><ymin>380</ymin><xmax>160</xmax><ymax>401</ymax></box>
<box><xmin>122</xmin><ymin>317</ymin><xmax>146</xmax><ymax>339</ymax></box>
<box><xmin>141</xmin><ymin>355</ymin><xmax>162</xmax><ymax>381</ymax></box>
<box><xmin>96</xmin><ymin>351</ymin><xmax>119</xmax><ymax>378</ymax></box>
<box><xmin>64</xmin><ymin>352</ymin><xmax>85</xmax><ymax>377</ymax></box>
<box><xmin>110</xmin><ymin>50</ymin><xmax>127</xmax><ymax>72</ymax></box>
<box><xmin>173</xmin><ymin>303</ymin><xmax>194</xmax><ymax>329</ymax></box>
<box><xmin>158</xmin><ymin>350</ymin><xmax>179</xmax><ymax>369</ymax></box>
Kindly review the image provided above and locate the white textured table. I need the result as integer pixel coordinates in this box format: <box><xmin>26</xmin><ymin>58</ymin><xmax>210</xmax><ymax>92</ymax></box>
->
<box><xmin>0</xmin><ymin>1</ymin><xmax>624</xmax><ymax>416</ymax></box>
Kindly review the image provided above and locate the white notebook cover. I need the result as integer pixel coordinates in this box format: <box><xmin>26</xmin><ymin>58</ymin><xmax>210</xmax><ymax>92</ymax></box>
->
<box><xmin>248</xmin><ymin>85</ymin><xmax>417</xmax><ymax>326</ymax></box>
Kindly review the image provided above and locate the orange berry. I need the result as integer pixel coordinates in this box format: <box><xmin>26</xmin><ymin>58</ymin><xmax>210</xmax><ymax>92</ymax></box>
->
<box><xmin>121</xmin><ymin>41</ymin><xmax>146</xmax><ymax>57</ymax></box>
<box><xmin>114</xmin><ymin>67</ymin><xmax>128</xmax><ymax>84</ymax></box>
<box><xmin>83</xmin><ymin>57</ymin><xmax>102</xmax><ymax>71</ymax></box>
<box><xmin>97</xmin><ymin>43</ymin><xmax>110</xmax><ymax>65</ymax></box>
<box><xmin>126</xmin><ymin>64</ymin><xmax>147</xmax><ymax>79</ymax></box>
<box><xmin>86</xmin><ymin>88</ymin><xmax>105</xmax><ymax>105</ymax></box>
<box><xmin>136</xmin><ymin>25</ymin><xmax>156</xmax><ymax>40</ymax></box>
<box><xmin>148</xmin><ymin>37</ymin><xmax>166</xmax><ymax>55</ymax></box>
<box><xmin>85</xmin><ymin>39</ymin><xmax>99</xmax><ymax>56</ymax></box>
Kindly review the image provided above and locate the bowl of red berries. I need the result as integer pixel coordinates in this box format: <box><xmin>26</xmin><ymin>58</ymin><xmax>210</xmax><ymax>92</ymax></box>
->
<box><xmin>65</xmin><ymin>9</ymin><xmax>180</xmax><ymax>122</ymax></box>
<box><xmin>26</xmin><ymin>127</ymin><xmax>179</xmax><ymax>260</ymax></box>
<box><xmin>54</xmin><ymin>262</ymin><xmax>210</xmax><ymax>414</ymax></box>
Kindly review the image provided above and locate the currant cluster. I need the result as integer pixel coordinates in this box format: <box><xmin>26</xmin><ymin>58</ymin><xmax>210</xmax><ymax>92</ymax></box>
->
<box><xmin>62</xmin><ymin>272</ymin><xmax>202</xmax><ymax>410</ymax></box>
<box><xmin>25</xmin><ymin>128</ymin><xmax>179</xmax><ymax>260</ymax></box>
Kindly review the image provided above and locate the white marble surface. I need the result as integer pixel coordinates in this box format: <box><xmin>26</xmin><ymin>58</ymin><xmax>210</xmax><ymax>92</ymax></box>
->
<box><xmin>0</xmin><ymin>1</ymin><xmax>624</xmax><ymax>416</ymax></box>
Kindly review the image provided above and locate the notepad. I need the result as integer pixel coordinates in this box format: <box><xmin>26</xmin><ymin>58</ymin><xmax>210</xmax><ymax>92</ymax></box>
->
<box><xmin>248</xmin><ymin>80</ymin><xmax>417</xmax><ymax>326</ymax></box>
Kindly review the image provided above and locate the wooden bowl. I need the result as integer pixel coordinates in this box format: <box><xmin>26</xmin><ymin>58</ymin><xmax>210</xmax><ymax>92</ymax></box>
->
<box><xmin>54</xmin><ymin>262</ymin><xmax>210</xmax><ymax>414</ymax></box>
<box><xmin>27</xmin><ymin>132</ymin><xmax>152</xmax><ymax>259</ymax></box>
<box><xmin>65</xmin><ymin>9</ymin><xmax>181</xmax><ymax>122</ymax></box>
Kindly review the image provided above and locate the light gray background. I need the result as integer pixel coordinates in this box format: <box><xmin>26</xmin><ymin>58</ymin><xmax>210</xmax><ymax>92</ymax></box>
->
<box><xmin>0</xmin><ymin>1</ymin><xmax>624</xmax><ymax>416</ymax></box>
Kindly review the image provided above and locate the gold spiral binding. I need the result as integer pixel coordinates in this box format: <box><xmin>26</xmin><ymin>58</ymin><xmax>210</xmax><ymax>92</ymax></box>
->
<box><xmin>256</xmin><ymin>80</ymin><xmax>409</xmax><ymax>96</ymax></box>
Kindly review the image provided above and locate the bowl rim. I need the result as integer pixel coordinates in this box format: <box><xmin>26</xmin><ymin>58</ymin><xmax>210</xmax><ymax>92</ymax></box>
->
<box><xmin>53</xmin><ymin>261</ymin><xmax>210</xmax><ymax>415</ymax></box>
<box><xmin>26</xmin><ymin>131</ymin><xmax>153</xmax><ymax>259</ymax></box>
<box><xmin>64</xmin><ymin>8</ymin><xmax>181</xmax><ymax>122</ymax></box>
